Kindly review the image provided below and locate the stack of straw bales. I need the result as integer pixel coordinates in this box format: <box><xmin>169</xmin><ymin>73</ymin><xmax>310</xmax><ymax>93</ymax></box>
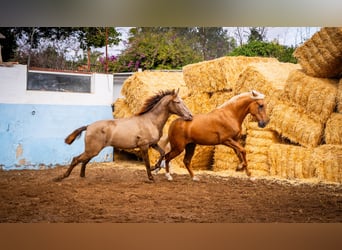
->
<box><xmin>183</xmin><ymin>56</ymin><xmax>278</xmax><ymax>94</ymax></box>
<box><xmin>113</xmin><ymin>37</ymin><xmax>342</xmax><ymax>183</ymax></box>
<box><xmin>234</xmin><ymin>61</ymin><xmax>301</xmax><ymax>114</ymax></box>
<box><xmin>293</xmin><ymin>27</ymin><xmax>342</xmax><ymax>78</ymax></box>
<box><xmin>120</xmin><ymin>71</ymin><xmax>189</xmax><ymax>114</ymax></box>
<box><xmin>265</xmin><ymin>27</ymin><xmax>342</xmax><ymax>183</ymax></box>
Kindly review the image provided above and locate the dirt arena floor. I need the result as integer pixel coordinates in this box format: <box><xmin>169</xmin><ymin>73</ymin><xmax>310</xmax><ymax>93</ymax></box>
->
<box><xmin>0</xmin><ymin>157</ymin><xmax>341</xmax><ymax>223</ymax></box>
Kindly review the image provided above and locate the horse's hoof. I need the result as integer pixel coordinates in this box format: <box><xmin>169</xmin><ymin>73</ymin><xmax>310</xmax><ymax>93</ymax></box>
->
<box><xmin>152</xmin><ymin>167</ymin><xmax>161</xmax><ymax>175</ymax></box>
<box><xmin>192</xmin><ymin>176</ymin><xmax>200</xmax><ymax>182</ymax></box>
<box><xmin>165</xmin><ymin>173</ymin><xmax>173</xmax><ymax>181</ymax></box>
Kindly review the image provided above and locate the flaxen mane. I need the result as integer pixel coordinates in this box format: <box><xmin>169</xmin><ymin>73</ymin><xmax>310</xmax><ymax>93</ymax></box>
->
<box><xmin>136</xmin><ymin>89</ymin><xmax>175</xmax><ymax>116</ymax></box>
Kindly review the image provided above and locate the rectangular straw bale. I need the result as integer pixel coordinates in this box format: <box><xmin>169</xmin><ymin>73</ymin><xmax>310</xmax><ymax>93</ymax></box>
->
<box><xmin>113</xmin><ymin>98</ymin><xmax>133</xmax><ymax>118</ymax></box>
<box><xmin>313</xmin><ymin>145</ymin><xmax>342</xmax><ymax>183</ymax></box>
<box><xmin>235</xmin><ymin>61</ymin><xmax>301</xmax><ymax>115</ymax></box>
<box><xmin>121</xmin><ymin>71</ymin><xmax>189</xmax><ymax>114</ymax></box>
<box><xmin>283</xmin><ymin>69</ymin><xmax>338</xmax><ymax>124</ymax></box>
<box><xmin>268</xmin><ymin>102</ymin><xmax>324</xmax><ymax>148</ymax></box>
<box><xmin>212</xmin><ymin>145</ymin><xmax>240</xmax><ymax>171</ymax></box>
<box><xmin>293</xmin><ymin>27</ymin><xmax>342</xmax><ymax>78</ymax></box>
<box><xmin>245</xmin><ymin>122</ymin><xmax>280</xmax><ymax>175</ymax></box>
<box><xmin>268</xmin><ymin>144</ymin><xmax>315</xmax><ymax>179</ymax></box>
<box><xmin>209</xmin><ymin>90</ymin><xmax>235</xmax><ymax>108</ymax></box>
<box><xmin>184</xmin><ymin>92</ymin><xmax>213</xmax><ymax>114</ymax></box>
<box><xmin>183</xmin><ymin>56</ymin><xmax>278</xmax><ymax>94</ymax></box>
<box><xmin>337</xmin><ymin>78</ymin><xmax>342</xmax><ymax>113</ymax></box>
<box><xmin>324</xmin><ymin>113</ymin><xmax>342</xmax><ymax>145</ymax></box>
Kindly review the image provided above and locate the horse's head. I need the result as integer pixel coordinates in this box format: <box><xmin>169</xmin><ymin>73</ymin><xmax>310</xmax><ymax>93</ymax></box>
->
<box><xmin>248</xmin><ymin>90</ymin><xmax>269</xmax><ymax>128</ymax></box>
<box><xmin>168</xmin><ymin>89</ymin><xmax>193</xmax><ymax>121</ymax></box>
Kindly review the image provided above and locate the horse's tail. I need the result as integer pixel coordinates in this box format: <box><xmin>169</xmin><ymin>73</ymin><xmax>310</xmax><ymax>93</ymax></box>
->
<box><xmin>65</xmin><ymin>126</ymin><xmax>88</xmax><ymax>145</ymax></box>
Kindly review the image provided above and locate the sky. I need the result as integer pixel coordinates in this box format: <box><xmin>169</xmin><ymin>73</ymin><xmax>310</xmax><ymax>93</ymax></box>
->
<box><xmin>94</xmin><ymin>27</ymin><xmax>321</xmax><ymax>57</ymax></box>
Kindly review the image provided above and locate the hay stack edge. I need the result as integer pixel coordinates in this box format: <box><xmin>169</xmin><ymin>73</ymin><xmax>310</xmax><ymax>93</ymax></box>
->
<box><xmin>113</xmin><ymin>28</ymin><xmax>342</xmax><ymax>184</ymax></box>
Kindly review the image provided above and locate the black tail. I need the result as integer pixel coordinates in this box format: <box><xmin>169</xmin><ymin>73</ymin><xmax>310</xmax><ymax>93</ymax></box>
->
<box><xmin>65</xmin><ymin>126</ymin><xmax>88</xmax><ymax>145</ymax></box>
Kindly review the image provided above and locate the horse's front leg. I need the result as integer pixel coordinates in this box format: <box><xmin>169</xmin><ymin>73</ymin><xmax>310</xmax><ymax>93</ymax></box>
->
<box><xmin>140</xmin><ymin>147</ymin><xmax>154</xmax><ymax>182</ymax></box>
<box><xmin>224</xmin><ymin>139</ymin><xmax>250</xmax><ymax>176</ymax></box>
<box><xmin>150</xmin><ymin>144</ymin><xmax>165</xmax><ymax>172</ymax></box>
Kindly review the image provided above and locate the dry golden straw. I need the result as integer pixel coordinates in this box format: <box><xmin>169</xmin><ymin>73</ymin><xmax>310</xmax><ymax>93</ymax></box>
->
<box><xmin>235</xmin><ymin>61</ymin><xmax>301</xmax><ymax>115</ymax></box>
<box><xmin>183</xmin><ymin>56</ymin><xmax>277</xmax><ymax>94</ymax></box>
<box><xmin>293</xmin><ymin>27</ymin><xmax>342</xmax><ymax>78</ymax></box>
<box><xmin>268</xmin><ymin>102</ymin><xmax>324</xmax><ymax>148</ymax></box>
<box><xmin>283</xmin><ymin>69</ymin><xmax>338</xmax><ymax>124</ymax></box>
<box><xmin>324</xmin><ymin>113</ymin><xmax>342</xmax><ymax>145</ymax></box>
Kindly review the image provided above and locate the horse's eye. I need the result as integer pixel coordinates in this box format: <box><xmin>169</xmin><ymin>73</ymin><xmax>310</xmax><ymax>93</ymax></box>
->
<box><xmin>259</xmin><ymin>104</ymin><xmax>264</xmax><ymax>109</ymax></box>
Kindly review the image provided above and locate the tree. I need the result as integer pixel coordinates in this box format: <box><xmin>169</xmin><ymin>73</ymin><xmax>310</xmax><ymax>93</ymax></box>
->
<box><xmin>195</xmin><ymin>27</ymin><xmax>236</xmax><ymax>60</ymax></box>
<box><xmin>6</xmin><ymin>27</ymin><xmax>121</xmax><ymax>70</ymax></box>
<box><xmin>111</xmin><ymin>27</ymin><xmax>202</xmax><ymax>72</ymax></box>
<box><xmin>247</xmin><ymin>27</ymin><xmax>267</xmax><ymax>42</ymax></box>
<box><xmin>229</xmin><ymin>40</ymin><xmax>297</xmax><ymax>63</ymax></box>
<box><xmin>77</xmin><ymin>28</ymin><xmax>120</xmax><ymax>70</ymax></box>
<box><xmin>112</xmin><ymin>27</ymin><xmax>236</xmax><ymax>72</ymax></box>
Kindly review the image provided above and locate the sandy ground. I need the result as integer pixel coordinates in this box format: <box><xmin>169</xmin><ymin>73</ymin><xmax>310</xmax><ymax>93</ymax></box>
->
<box><xmin>0</xmin><ymin>158</ymin><xmax>341</xmax><ymax>223</ymax></box>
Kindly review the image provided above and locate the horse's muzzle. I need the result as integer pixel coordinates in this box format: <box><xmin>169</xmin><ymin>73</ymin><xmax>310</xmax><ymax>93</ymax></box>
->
<box><xmin>184</xmin><ymin>114</ymin><xmax>193</xmax><ymax>121</ymax></box>
<box><xmin>258</xmin><ymin>120</ymin><xmax>268</xmax><ymax>128</ymax></box>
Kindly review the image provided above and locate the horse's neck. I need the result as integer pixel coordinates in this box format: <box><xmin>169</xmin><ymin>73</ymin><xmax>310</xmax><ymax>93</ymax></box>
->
<box><xmin>145</xmin><ymin>99</ymin><xmax>170</xmax><ymax>129</ymax></box>
<box><xmin>224</xmin><ymin>97</ymin><xmax>252</xmax><ymax>125</ymax></box>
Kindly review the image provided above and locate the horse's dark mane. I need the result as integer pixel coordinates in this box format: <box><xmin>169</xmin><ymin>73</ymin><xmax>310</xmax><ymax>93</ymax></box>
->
<box><xmin>136</xmin><ymin>89</ymin><xmax>175</xmax><ymax>116</ymax></box>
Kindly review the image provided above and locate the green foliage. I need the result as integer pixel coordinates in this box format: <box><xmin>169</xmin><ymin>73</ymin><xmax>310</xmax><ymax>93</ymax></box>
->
<box><xmin>229</xmin><ymin>40</ymin><xmax>297</xmax><ymax>63</ymax></box>
<box><xmin>78</xmin><ymin>27</ymin><xmax>120</xmax><ymax>50</ymax></box>
<box><xmin>109</xmin><ymin>27</ymin><xmax>237</xmax><ymax>72</ymax></box>
<box><xmin>109</xmin><ymin>28</ymin><xmax>203</xmax><ymax>72</ymax></box>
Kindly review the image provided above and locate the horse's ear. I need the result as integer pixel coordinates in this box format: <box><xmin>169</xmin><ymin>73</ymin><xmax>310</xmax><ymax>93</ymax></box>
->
<box><xmin>174</xmin><ymin>88</ymin><xmax>180</xmax><ymax>96</ymax></box>
<box><xmin>252</xmin><ymin>90</ymin><xmax>257</xmax><ymax>97</ymax></box>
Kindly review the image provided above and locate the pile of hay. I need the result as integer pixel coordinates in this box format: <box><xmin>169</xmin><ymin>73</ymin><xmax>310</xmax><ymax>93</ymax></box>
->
<box><xmin>313</xmin><ymin>145</ymin><xmax>342</xmax><ymax>183</ymax></box>
<box><xmin>244</xmin><ymin>122</ymin><xmax>280</xmax><ymax>176</ymax></box>
<box><xmin>268</xmin><ymin>143</ymin><xmax>342</xmax><ymax>183</ymax></box>
<box><xmin>183</xmin><ymin>56</ymin><xmax>277</xmax><ymax>94</ymax></box>
<box><xmin>235</xmin><ymin>61</ymin><xmax>301</xmax><ymax>115</ymax></box>
<box><xmin>293</xmin><ymin>27</ymin><xmax>342</xmax><ymax>78</ymax></box>
<box><xmin>112</xmin><ymin>49</ymin><xmax>342</xmax><ymax>183</ymax></box>
<box><xmin>268</xmin><ymin>69</ymin><xmax>338</xmax><ymax>148</ymax></box>
<box><xmin>121</xmin><ymin>71</ymin><xmax>189</xmax><ymax>114</ymax></box>
<box><xmin>337</xmin><ymin>79</ymin><xmax>342</xmax><ymax>113</ymax></box>
<box><xmin>212</xmin><ymin>145</ymin><xmax>240</xmax><ymax>172</ymax></box>
<box><xmin>282</xmin><ymin>70</ymin><xmax>338</xmax><ymax>124</ymax></box>
<box><xmin>268</xmin><ymin>144</ymin><xmax>315</xmax><ymax>180</ymax></box>
<box><xmin>324</xmin><ymin>113</ymin><xmax>342</xmax><ymax>145</ymax></box>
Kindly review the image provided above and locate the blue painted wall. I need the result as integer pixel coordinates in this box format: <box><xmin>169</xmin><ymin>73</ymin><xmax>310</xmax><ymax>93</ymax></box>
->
<box><xmin>0</xmin><ymin>103</ymin><xmax>114</xmax><ymax>170</ymax></box>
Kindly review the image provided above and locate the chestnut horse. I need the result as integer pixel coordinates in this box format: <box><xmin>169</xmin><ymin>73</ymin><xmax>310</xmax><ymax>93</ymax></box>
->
<box><xmin>53</xmin><ymin>89</ymin><xmax>193</xmax><ymax>182</ymax></box>
<box><xmin>163</xmin><ymin>90</ymin><xmax>269</xmax><ymax>181</ymax></box>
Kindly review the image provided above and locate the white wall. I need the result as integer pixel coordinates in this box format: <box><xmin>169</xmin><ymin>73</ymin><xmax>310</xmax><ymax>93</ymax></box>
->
<box><xmin>0</xmin><ymin>65</ymin><xmax>114</xmax><ymax>106</ymax></box>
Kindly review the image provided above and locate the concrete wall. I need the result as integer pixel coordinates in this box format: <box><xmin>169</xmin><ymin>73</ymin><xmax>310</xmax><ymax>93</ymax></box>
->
<box><xmin>0</xmin><ymin>65</ymin><xmax>114</xmax><ymax>170</ymax></box>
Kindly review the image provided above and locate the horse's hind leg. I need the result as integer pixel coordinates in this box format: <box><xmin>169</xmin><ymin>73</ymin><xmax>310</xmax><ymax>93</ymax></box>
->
<box><xmin>53</xmin><ymin>152</ymin><xmax>95</xmax><ymax>181</ymax></box>
<box><xmin>80</xmin><ymin>158</ymin><xmax>91</xmax><ymax>177</ymax></box>
<box><xmin>164</xmin><ymin>147</ymin><xmax>183</xmax><ymax>181</ymax></box>
<box><xmin>139</xmin><ymin>146</ymin><xmax>154</xmax><ymax>182</ymax></box>
<box><xmin>183</xmin><ymin>143</ymin><xmax>198</xmax><ymax>181</ymax></box>
<box><xmin>53</xmin><ymin>153</ymin><xmax>83</xmax><ymax>181</ymax></box>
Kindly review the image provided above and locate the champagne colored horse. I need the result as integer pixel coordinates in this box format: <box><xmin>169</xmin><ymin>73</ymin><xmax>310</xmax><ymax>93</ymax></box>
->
<box><xmin>53</xmin><ymin>89</ymin><xmax>193</xmax><ymax>182</ymax></box>
<box><xmin>163</xmin><ymin>90</ymin><xmax>269</xmax><ymax>181</ymax></box>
